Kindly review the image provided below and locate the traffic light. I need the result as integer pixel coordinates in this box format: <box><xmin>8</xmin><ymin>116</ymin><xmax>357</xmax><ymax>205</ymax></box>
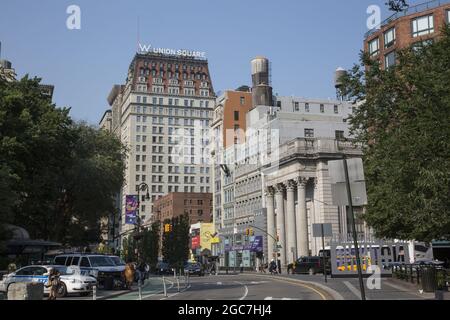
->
<box><xmin>164</xmin><ymin>224</ymin><xmax>173</xmax><ymax>233</ymax></box>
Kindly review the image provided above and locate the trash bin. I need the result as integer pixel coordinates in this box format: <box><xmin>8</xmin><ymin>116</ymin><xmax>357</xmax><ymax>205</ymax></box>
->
<box><xmin>421</xmin><ymin>267</ymin><xmax>437</xmax><ymax>293</ymax></box>
<box><xmin>103</xmin><ymin>277</ymin><xmax>114</xmax><ymax>291</ymax></box>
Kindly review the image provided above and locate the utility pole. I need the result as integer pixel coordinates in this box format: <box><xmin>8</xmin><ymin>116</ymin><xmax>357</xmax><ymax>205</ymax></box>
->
<box><xmin>343</xmin><ymin>156</ymin><xmax>366</xmax><ymax>300</ymax></box>
<box><xmin>136</xmin><ymin>183</ymin><xmax>150</xmax><ymax>263</ymax></box>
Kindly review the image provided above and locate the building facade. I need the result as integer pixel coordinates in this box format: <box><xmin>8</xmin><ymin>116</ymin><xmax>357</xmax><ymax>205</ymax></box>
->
<box><xmin>365</xmin><ymin>0</ymin><xmax>450</xmax><ymax>69</ymax></box>
<box><xmin>152</xmin><ymin>192</ymin><xmax>213</xmax><ymax>225</ymax></box>
<box><xmin>212</xmin><ymin>57</ymin><xmax>368</xmax><ymax>269</ymax></box>
<box><xmin>105</xmin><ymin>51</ymin><xmax>216</xmax><ymax>237</ymax></box>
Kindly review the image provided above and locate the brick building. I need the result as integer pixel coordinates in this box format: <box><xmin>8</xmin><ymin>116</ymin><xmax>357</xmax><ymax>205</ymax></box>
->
<box><xmin>364</xmin><ymin>0</ymin><xmax>450</xmax><ymax>69</ymax></box>
<box><xmin>152</xmin><ymin>192</ymin><xmax>213</xmax><ymax>224</ymax></box>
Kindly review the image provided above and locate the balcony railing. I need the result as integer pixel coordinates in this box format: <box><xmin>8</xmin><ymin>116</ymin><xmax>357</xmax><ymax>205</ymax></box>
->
<box><xmin>365</xmin><ymin>0</ymin><xmax>450</xmax><ymax>38</ymax></box>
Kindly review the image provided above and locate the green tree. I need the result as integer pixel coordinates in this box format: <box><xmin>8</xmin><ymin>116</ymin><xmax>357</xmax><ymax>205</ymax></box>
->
<box><xmin>162</xmin><ymin>215</ymin><xmax>190</xmax><ymax>269</ymax></box>
<box><xmin>0</xmin><ymin>76</ymin><xmax>126</xmax><ymax>247</ymax></box>
<box><xmin>342</xmin><ymin>26</ymin><xmax>450</xmax><ymax>242</ymax></box>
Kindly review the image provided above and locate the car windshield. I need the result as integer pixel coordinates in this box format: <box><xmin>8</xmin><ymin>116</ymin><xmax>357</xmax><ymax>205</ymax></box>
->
<box><xmin>54</xmin><ymin>266</ymin><xmax>70</xmax><ymax>275</ymax></box>
<box><xmin>89</xmin><ymin>256</ymin><xmax>114</xmax><ymax>267</ymax></box>
<box><xmin>109</xmin><ymin>256</ymin><xmax>125</xmax><ymax>266</ymax></box>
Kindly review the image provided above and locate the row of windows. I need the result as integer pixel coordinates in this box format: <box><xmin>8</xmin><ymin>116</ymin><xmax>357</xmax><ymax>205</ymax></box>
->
<box><xmin>135</xmin><ymin>154</ymin><xmax>210</xmax><ymax>165</ymax></box>
<box><xmin>136</xmin><ymin>165</ymin><xmax>209</xmax><ymax>174</ymax></box>
<box><xmin>141</xmin><ymin>62</ymin><xmax>205</xmax><ymax>72</ymax></box>
<box><xmin>368</xmin><ymin>11</ymin><xmax>450</xmax><ymax>57</ymax></box>
<box><xmin>135</xmin><ymin>96</ymin><xmax>212</xmax><ymax>108</ymax></box>
<box><xmin>279</xmin><ymin>101</ymin><xmax>340</xmax><ymax>114</ymax></box>
<box><xmin>304</xmin><ymin>129</ymin><xmax>345</xmax><ymax>139</ymax></box>
<box><xmin>140</xmin><ymin>185</ymin><xmax>211</xmax><ymax>195</ymax></box>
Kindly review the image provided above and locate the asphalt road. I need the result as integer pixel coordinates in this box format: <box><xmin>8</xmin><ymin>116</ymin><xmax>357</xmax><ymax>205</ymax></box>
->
<box><xmin>142</xmin><ymin>274</ymin><xmax>326</xmax><ymax>301</ymax></box>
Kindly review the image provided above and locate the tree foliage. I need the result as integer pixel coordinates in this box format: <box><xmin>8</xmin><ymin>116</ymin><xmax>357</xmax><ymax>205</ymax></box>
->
<box><xmin>0</xmin><ymin>76</ymin><xmax>126</xmax><ymax>246</ymax></box>
<box><xmin>341</xmin><ymin>26</ymin><xmax>450</xmax><ymax>242</ymax></box>
<box><xmin>162</xmin><ymin>215</ymin><xmax>190</xmax><ymax>269</ymax></box>
<box><xmin>386</xmin><ymin>0</ymin><xmax>409</xmax><ymax>12</ymax></box>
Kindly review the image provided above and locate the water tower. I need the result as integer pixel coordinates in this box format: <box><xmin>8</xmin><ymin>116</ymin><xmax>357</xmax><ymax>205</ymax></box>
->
<box><xmin>251</xmin><ymin>56</ymin><xmax>273</xmax><ymax>107</ymax></box>
<box><xmin>334</xmin><ymin>67</ymin><xmax>348</xmax><ymax>101</ymax></box>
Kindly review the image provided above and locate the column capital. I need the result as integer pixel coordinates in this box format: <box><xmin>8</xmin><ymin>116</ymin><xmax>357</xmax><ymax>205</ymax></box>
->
<box><xmin>284</xmin><ymin>179</ymin><xmax>296</xmax><ymax>191</ymax></box>
<box><xmin>265</xmin><ymin>186</ymin><xmax>275</xmax><ymax>196</ymax></box>
<box><xmin>296</xmin><ymin>177</ymin><xmax>309</xmax><ymax>188</ymax></box>
<box><xmin>275</xmin><ymin>183</ymin><xmax>285</xmax><ymax>194</ymax></box>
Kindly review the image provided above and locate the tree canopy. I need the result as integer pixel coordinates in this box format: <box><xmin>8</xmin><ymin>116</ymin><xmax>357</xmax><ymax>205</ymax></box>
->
<box><xmin>342</xmin><ymin>26</ymin><xmax>450</xmax><ymax>242</ymax></box>
<box><xmin>0</xmin><ymin>76</ymin><xmax>126</xmax><ymax>247</ymax></box>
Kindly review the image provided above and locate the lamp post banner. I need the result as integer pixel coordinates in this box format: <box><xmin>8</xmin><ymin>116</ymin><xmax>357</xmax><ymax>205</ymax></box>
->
<box><xmin>125</xmin><ymin>195</ymin><xmax>139</xmax><ymax>225</ymax></box>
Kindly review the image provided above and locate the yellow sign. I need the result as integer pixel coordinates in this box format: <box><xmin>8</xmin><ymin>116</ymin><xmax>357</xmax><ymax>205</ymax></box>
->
<box><xmin>200</xmin><ymin>223</ymin><xmax>215</xmax><ymax>251</ymax></box>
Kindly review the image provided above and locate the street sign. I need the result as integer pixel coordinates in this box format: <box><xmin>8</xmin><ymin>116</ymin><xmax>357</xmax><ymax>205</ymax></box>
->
<box><xmin>328</xmin><ymin>158</ymin><xmax>368</xmax><ymax>206</ymax></box>
<box><xmin>313</xmin><ymin>223</ymin><xmax>333</xmax><ymax>238</ymax></box>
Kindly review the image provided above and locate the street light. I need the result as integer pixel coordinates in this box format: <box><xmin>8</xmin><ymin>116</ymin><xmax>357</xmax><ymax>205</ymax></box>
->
<box><xmin>135</xmin><ymin>182</ymin><xmax>150</xmax><ymax>263</ymax></box>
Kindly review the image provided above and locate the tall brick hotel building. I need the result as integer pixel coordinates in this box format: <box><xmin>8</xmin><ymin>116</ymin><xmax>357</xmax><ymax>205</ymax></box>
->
<box><xmin>364</xmin><ymin>0</ymin><xmax>450</xmax><ymax>69</ymax></box>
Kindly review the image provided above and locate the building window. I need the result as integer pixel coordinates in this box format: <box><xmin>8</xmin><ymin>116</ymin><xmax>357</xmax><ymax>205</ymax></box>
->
<box><xmin>320</xmin><ymin>104</ymin><xmax>325</xmax><ymax>113</ymax></box>
<box><xmin>447</xmin><ymin>10</ymin><xmax>450</xmax><ymax>24</ymax></box>
<box><xmin>335</xmin><ymin>130</ymin><xmax>345</xmax><ymax>140</ymax></box>
<box><xmin>294</xmin><ymin>102</ymin><xmax>300</xmax><ymax>111</ymax></box>
<box><xmin>334</xmin><ymin>105</ymin><xmax>339</xmax><ymax>114</ymax></box>
<box><xmin>305</xmin><ymin>103</ymin><xmax>310</xmax><ymax>112</ymax></box>
<box><xmin>304</xmin><ymin>129</ymin><xmax>314</xmax><ymax>138</ymax></box>
<box><xmin>234</xmin><ymin>111</ymin><xmax>240</xmax><ymax>121</ymax></box>
<box><xmin>412</xmin><ymin>14</ymin><xmax>434</xmax><ymax>38</ymax></box>
<box><xmin>385</xmin><ymin>51</ymin><xmax>396</xmax><ymax>69</ymax></box>
<box><xmin>240</xmin><ymin>97</ymin><xmax>245</xmax><ymax>105</ymax></box>
<box><xmin>384</xmin><ymin>27</ymin><xmax>396</xmax><ymax>48</ymax></box>
<box><xmin>368</xmin><ymin>37</ymin><xmax>380</xmax><ymax>56</ymax></box>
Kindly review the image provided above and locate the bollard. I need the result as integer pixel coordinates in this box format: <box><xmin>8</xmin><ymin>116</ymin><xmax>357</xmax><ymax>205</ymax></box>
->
<box><xmin>162</xmin><ymin>276</ymin><xmax>168</xmax><ymax>297</ymax></box>
<box><xmin>138</xmin><ymin>280</ymin><xmax>142</xmax><ymax>300</ymax></box>
<box><xmin>92</xmin><ymin>285</ymin><xmax>97</xmax><ymax>301</ymax></box>
<box><xmin>177</xmin><ymin>276</ymin><xmax>180</xmax><ymax>292</ymax></box>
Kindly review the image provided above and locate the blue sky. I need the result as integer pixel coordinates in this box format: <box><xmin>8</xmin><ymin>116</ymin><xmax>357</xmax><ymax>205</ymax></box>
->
<box><xmin>0</xmin><ymin>0</ymin><xmax>397</xmax><ymax>124</ymax></box>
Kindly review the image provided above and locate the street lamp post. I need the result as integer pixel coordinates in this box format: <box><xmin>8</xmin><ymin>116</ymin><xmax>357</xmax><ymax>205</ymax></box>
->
<box><xmin>135</xmin><ymin>182</ymin><xmax>150</xmax><ymax>263</ymax></box>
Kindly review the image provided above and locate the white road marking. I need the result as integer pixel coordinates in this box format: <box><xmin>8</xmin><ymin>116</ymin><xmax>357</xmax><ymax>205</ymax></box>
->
<box><xmin>234</xmin><ymin>281</ymin><xmax>249</xmax><ymax>300</ymax></box>
<box><xmin>343</xmin><ymin>281</ymin><xmax>370</xmax><ymax>300</ymax></box>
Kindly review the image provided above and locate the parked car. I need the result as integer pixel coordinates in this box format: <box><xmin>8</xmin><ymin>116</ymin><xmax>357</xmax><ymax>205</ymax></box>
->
<box><xmin>53</xmin><ymin>254</ymin><xmax>125</xmax><ymax>290</ymax></box>
<box><xmin>155</xmin><ymin>262</ymin><xmax>173</xmax><ymax>275</ymax></box>
<box><xmin>0</xmin><ymin>265</ymin><xmax>97</xmax><ymax>298</ymax></box>
<box><xmin>293</xmin><ymin>256</ymin><xmax>331</xmax><ymax>275</ymax></box>
<box><xmin>184</xmin><ymin>262</ymin><xmax>204</xmax><ymax>277</ymax></box>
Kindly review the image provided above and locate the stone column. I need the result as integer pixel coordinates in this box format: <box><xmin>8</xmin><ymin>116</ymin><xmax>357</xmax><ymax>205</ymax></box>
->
<box><xmin>296</xmin><ymin>177</ymin><xmax>309</xmax><ymax>258</ymax></box>
<box><xmin>275</xmin><ymin>183</ymin><xmax>286</xmax><ymax>266</ymax></box>
<box><xmin>265</xmin><ymin>186</ymin><xmax>276</xmax><ymax>262</ymax></box>
<box><xmin>285</xmin><ymin>180</ymin><xmax>297</xmax><ymax>263</ymax></box>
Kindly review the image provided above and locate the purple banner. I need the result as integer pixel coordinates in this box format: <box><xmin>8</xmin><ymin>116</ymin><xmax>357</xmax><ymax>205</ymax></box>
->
<box><xmin>224</xmin><ymin>236</ymin><xmax>263</xmax><ymax>253</ymax></box>
<box><xmin>125</xmin><ymin>195</ymin><xmax>138</xmax><ymax>225</ymax></box>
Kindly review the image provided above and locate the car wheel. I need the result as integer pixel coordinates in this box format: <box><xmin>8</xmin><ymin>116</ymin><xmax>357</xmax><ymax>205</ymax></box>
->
<box><xmin>308</xmin><ymin>268</ymin><xmax>315</xmax><ymax>275</ymax></box>
<box><xmin>56</xmin><ymin>282</ymin><xmax>67</xmax><ymax>298</ymax></box>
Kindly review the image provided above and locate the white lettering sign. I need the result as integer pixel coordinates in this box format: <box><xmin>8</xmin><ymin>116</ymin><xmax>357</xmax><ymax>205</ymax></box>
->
<box><xmin>138</xmin><ymin>43</ymin><xmax>206</xmax><ymax>59</ymax></box>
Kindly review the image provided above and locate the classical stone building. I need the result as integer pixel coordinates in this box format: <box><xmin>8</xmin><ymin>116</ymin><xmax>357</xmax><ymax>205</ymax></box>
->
<box><xmin>263</xmin><ymin>138</ymin><xmax>367</xmax><ymax>266</ymax></box>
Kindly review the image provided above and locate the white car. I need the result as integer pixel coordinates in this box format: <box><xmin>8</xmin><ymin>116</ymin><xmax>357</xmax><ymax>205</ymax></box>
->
<box><xmin>0</xmin><ymin>265</ymin><xmax>97</xmax><ymax>298</ymax></box>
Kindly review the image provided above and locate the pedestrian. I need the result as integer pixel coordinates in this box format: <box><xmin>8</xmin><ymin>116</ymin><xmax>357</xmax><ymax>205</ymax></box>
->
<box><xmin>269</xmin><ymin>259</ymin><xmax>277</xmax><ymax>275</ymax></box>
<box><xmin>45</xmin><ymin>268</ymin><xmax>61</xmax><ymax>300</ymax></box>
<box><xmin>240</xmin><ymin>261</ymin><xmax>244</xmax><ymax>273</ymax></box>
<box><xmin>123</xmin><ymin>261</ymin><xmax>135</xmax><ymax>290</ymax></box>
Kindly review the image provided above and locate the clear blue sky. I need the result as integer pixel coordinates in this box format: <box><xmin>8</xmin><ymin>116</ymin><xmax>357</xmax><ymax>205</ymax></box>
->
<box><xmin>0</xmin><ymin>0</ymin><xmax>397</xmax><ymax>124</ymax></box>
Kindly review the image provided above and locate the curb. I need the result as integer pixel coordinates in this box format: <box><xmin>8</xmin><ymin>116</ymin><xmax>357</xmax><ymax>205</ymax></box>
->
<box><xmin>249</xmin><ymin>273</ymin><xmax>344</xmax><ymax>300</ymax></box>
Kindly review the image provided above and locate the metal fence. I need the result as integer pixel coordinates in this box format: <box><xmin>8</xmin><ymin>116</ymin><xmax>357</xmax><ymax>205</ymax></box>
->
<box><xmin>390</xmin><ymin>264</ymin><xmax>450</xmax><ymax>292</ymax></box>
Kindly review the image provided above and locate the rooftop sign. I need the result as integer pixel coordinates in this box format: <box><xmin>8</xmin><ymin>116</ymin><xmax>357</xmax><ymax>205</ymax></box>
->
<box><xmin>138</xmin><ymin>43</ymin><xmax>206</xmax><ymax>59</ymax></box>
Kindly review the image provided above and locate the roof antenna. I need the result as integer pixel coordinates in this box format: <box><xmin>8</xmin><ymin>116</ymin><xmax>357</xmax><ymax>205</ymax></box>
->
<box><xmin>137</xmin><ymin>16</ymin><xmax>141</xmax><ymax>53</ymax></box>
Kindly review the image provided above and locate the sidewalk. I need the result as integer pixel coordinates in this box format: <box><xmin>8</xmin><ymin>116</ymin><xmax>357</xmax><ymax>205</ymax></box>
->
<box><xmin>245</xmin><ymin>271</ymin><xmax>440</xmax><ymax>300</ymax></box>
